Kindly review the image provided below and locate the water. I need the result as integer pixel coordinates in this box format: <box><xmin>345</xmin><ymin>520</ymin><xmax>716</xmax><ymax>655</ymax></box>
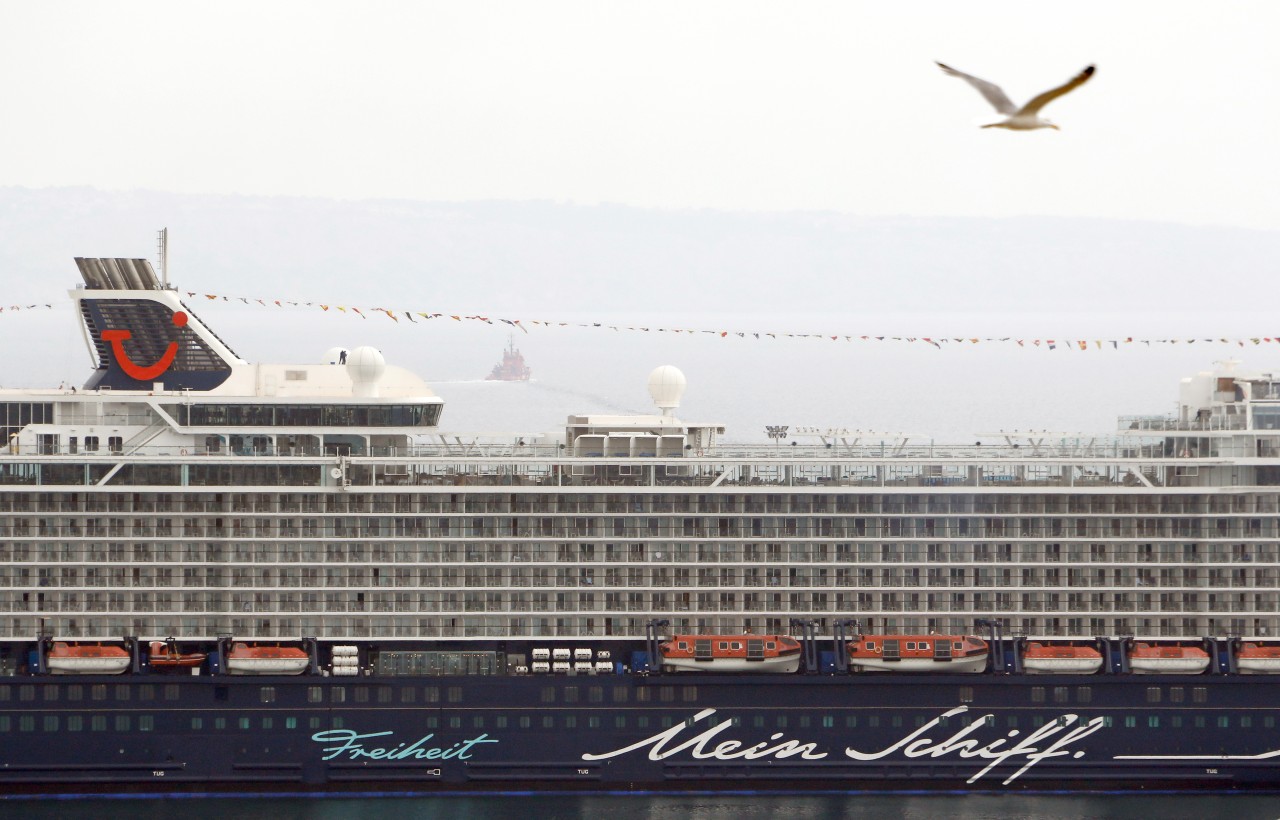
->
<box><xmin>4</xmin><ymin>793</ymin><xmax>1280</xmax><ymax>820</ymax></box>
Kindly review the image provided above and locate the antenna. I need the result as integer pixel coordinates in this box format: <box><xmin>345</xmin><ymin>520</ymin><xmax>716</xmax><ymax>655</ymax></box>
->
<box><xmin>156</xmin><ymin>227</ymin><xmax>169</xmax><ymax>287</ymax></box>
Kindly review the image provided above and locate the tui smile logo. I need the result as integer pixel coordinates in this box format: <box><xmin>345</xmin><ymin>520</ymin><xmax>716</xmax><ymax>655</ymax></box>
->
<box><xmin>101</xmin><ymin>311</ymin><xmax>188</xmax><ymax>381</ymax></box>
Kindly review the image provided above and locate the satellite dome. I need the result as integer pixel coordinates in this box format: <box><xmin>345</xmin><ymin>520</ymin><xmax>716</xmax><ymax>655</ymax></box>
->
<box><xmin>323</xmin><ymin>347</ymin><xmax>349</xmax><ymax>365</ymax></box>
<box><xmin>647</xmin><ymin>365</ymin><xmax>686</xmax><ymax>415</ymax></box>
<box><xmin>346</xmin><ymin>346</ymin><xmax>386</xmax><ymax>397</ymax></box>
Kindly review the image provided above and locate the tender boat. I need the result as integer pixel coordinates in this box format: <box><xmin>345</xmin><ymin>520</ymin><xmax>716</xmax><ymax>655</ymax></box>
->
<box><xmin>1022</xmin><ymin>642</ymin><xmax>1104</xmax><ymax>675</ymax></box>
<box><xmin>46</xmin><ymin>642</ymin><xmax>131</xmax><ymax>675</ymax></box>
<box><xmin>848</xmin><ymin>634</ymin><xmax>988</xmax><ymax>673</ymax></box>
<box><xmin>225</xmin><ymin>642</ymin><xmax>310</xmax><ymax>675</ymax></box>
<box><xmin>1127</xmin><ymin>642</ymin><xmax>1209</xmax><ymax>674</ymax></box>
<box><xmin>148</xmin><ymin>639</ymin><xmax>208</xmax><ymax>671</ymax></box>
<box><xmin>659</xmin><ymin>635</ymin><xmax>801</xmax><ymax>673</ymax></box>
<box><xmin>1236</xmin><ymin>642</ymin><xmax>1280</xmax><ymax>675</ymax></box>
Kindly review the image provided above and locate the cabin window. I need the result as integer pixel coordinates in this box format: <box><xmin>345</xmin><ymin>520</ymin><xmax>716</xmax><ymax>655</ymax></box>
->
<box><xmin>1124</xmin><ymin>716</ymin><xmax>1136</xmax><ymax>728</ymax></box>
<box><xmin>18</xmin><ymin>686</ymin><xmax>33</xmax><ymax>702</ymax></box>
<box><xmin>564</xmin><ymin>687</ymin><xmax>579</xmax><ymax>703</ymax></box>
<box><xmin>1169</xmin><ymin>687</ymin><xmax>1185</xmax><ymax>703</ymax></box>
<box><xmin>754</xmin><ymin>716</ymin><xmax>766</xmax><ymax>728</ymax></box>
<box><xmin>91</xmin><ymin>685</ymin><xmax>106</xmax><ymax>701</ymax></box>
<box><xmin>799</xmin><ymin>715</ymin><xmax>811</xmax><ymax>728</ymax></box>
<box><xmin>400</xmin><ymin>688</ymin><xmax>416</xmax><ymax>704</ymax></box>
<box><xmin>984</xmin><ymin>715</ymin><xmax>995</xmax><ymax>728</ymax></box>
<box><xmin>612</xmin><ymin>686</ymin><xmax>629</xmax><ymax>703</ymax></box>
<box><xmin>1076</xmin><ymin>686</ymin><xmax>1092</xmax><ymax>703</ymax></box>
<box><xmin>138</xmin><ymin>685</ymin><xmax>155</xmax><ymax>702</ymax></box>
<box><xmin>1194</xmin><ymin>716</ymin><xmax>1206</xmax><ymax>728</ymax></box>
<box><xmin>330</xmin><ymin>687</ymin><xmax>346</xmax><ymax>704</ymax></box>
<box><xmin>1053</xmin><ymin>687</ymin><xmax>1069</xmax><ymax>704</ymax></box>
<box><xmin>68</xmin><ymin>685</ymin><xmax>83</xmax><ymax>701</ymax></box>
<box><xmin>41</xmin><ymin>686</ymin><xmax>58</xmax><ymax>702</ymax></box>
<box><xmin>718</xmin><ymin>642</ymin><xmax>728</xmax><ymax>650</ymax></box>
<box><xmin>731</xmin><ymin>642</ymin><xmax>742</xmax><ymax>650</ymax></box>
<box><xmin>425</xmin><ymin>687</ymin><xmax>440</xmax><ymax>703</ymax></box>
<box><xmin>191</xmin><ymin>718</ymin><xmax>204</xmax><ymax>730</ymax></box>
<box><xmin>0</xmin><ymin>717</ymin><xmax>9</xmax><ymax>732</ymax></box>
<box><xmin>589</xmin><ymin>686</ymin><xmax>603</xmax><ymax>703</ymax></box>
<box><xmin>868</xmin><ymin>716</ymin><xmax>881</xmax><ymax>728</ymax></box>
<box><xmin>215</xmin><ymin>717</ymin><xmax>227</xmax><ymax>730</ymax></box>
<box><xmin>1241</xmin><ymin>716</ymin><xmax>1253</xmax><ymax>728</ymax></box>
<box><xmin>1148</xmin><ymin>716</ymin><xmax>1160</xmax><ymax>729</ymax></box>
<box><xmin>564</xmin><ymin>716</ymin><xmax>577</xmax><ymax>729</ymax></box>
<box><xmin>354</xmin><ymin>687</ymin><xmax>369</xmax><ymax>703</ymax></box>
<box><xmin>953</xmin><ymin>641</ymin><xmax>963</xmax><ymax>650</ymax></box>
<box><xmin>958</xmin><ymin>686</ymin><xmax>974</xmax><ymax>704</ymax></box>
<box><xmin>541</xmin><ymin>687</ymin><xmax>556</xmax><ymax>704</ymax></box>
<box><xmin>448</xmin><ymin>687</ymin><xmax>463</xmax><ymax>703</ymax></box>
<box><xmin>307</xmin><ymin>687</ymin><xmax>323</xmax><ymax>703</ymax></box>
<box><xmin>635</xmin><ymin>688</ymin><xmax>650</xmax><ymax>703</ymax></box>
<box><xmin>1219</xmin><ymin>716</ymin><xmax>1230</xmax><ymax>728</ymax></box>
<box><xmin>67</xmin><ymin>716</ymin><xmax>83</xmax><ymax>732</ymax></box>
<box><xmin>845</xmin><ymin>715</ymin><xmax>858</xmax><ymax>729</ymax></box>
<box><xmin>637</xmin><ymin>716</ymin><xmax>650</xmax><ymax>729</ymax></box>
<box><xmin>677</xmin><ymin>642</ymin><xmax>688</xmax><ymax>651</ymax></box>
<box><xmin>914</xmin><ymin>716</ymin><xmax>927</xmax><ymax>728</ymax></box>
<box><xmin>542</xmin><ymin>716</ymin><xmax>554</xmax><ymax>729</ymax></box>
<box><xmin>777</xmin><ymin>716</ymin><xmax>788</xmax><ymax>728</ymax></box>
<box><xmin>309</xmin><ymin>717</ymin><xmax>322</xmax><ymax>730</ymax></box>
<box><xmin>286</xmin><ymin>718</ymin><xmax>298</xmax><ymax>730</ymax></box>
<box><xmin>1146</xmin><ymin>687</ymin><xmax>1162</xmax><ymax>703</ymax></box>
<box><xmin>683</xmin><ymin>686</ymin><xmax>698</xmax><ymax>702</ymax></box>
<box><xmin>906</xmin><ymin>642</ymin><xmax>916</xmax><ymax>651</ymax></box>
<box><xmin>1266</xmin><ymin>716</ymin><xmax>1276</xmax><ymax>729</ymax></box>
<box><xmin>115</xmin><ymin>716</ymin><xmax>131</xmax><ymax>732</ymax></box>
<box><xmin>114</xmin><ymin>685</ymin><xmax>130</xmax><ymax>702</ymax></box>
<box><xmin>42</xmin><ymin>716</ymin><xmax>58</xmax><ymax>732</ymax></box>
<box><xmin>331</xmin><ymin>717</ymin><xmax>345</xmax><ymax>729</ymax></box>
<box><xmin>496</xmin><ymin>716</ymin><xmax>508</xmax><ymax>729</ymax></box>
<box><xmin>17</xmin><ymin>716</ymin><xmax>33</xmax><ymax>733</ymax></box>
<box><xmin>377</xmin><ymin>687</ymin><xmax>392</xmax><ymax>704</ymax></box>
<box><xmin>91</xmin><ymin>716</ymin><xmax>107</xmax><ymax>732</ymax></box>
<box><xmin>615</xmin><ymin>716</ymin><xmax>627</xmax><ymax>729</ymax></box>
<box><xmin>1031</xmin><ymin>687</ymin><xmax>1046</xmax><ymax>703</ymax></box>
<box><xmin>1006</xmin><ymin>716</ymin><xmax>1018</xmax><ymax>729</ymax></box>
<box><xmin>766</xmin><ymin>642</ymin><xmax>776</xmax><ymax>650</ymax></box>
<box><xmin>865</xmin><ymin>642</ymin><xmax>876</xmax><ymax>651</ymax></box>
<box><xmin>260</xmin><ymin>686</ymin><xmax>276</xmax><ymax>704</ymax></box>
<box><xmin>920</xmin><ymin>642</ymin><xmax>930</xmax><ymax>651</ymax></box>
<box><xmin>1193</xmin><ymin>687</ymin><xmax>1208</xmax><ymax>703</ymax></box>
<box><xmin>822</xmin><ymin>716</ymin><xmax>834</xmax><ymax>728</ymax></box>
<box><xmin>140</xmin><ymin>716</ymin><xmax>154</xmax><ymax>732</ymax></box>
<box><xmin>163</xmin><ymin>685</ymin><xmax>179</xmax><ymax>701</ymax></box>
<box><xmin>891</xmin><ymin>716</ymin><xmax>903</xmax><ymax>728</ymax></box>
<box><xmin>261</xmin><ymin>717</ymin><xmax>273</xmax><ymax>730</ymax></box>
<box><xmin>660</xmin><ymin>687</ymin><xmax>675</xmax><ymax>702</ymax></box>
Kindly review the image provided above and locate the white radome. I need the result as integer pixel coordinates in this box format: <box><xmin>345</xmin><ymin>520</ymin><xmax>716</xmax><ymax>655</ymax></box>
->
<box><xmin>647</xmin><ymin>365</ymin><xmax>687</xmax><ymax>414</ymax></box>
<box><xmin>346</xmin><ymin>346</ymin><xmax>386</xmax><ymax>397</ymax></box>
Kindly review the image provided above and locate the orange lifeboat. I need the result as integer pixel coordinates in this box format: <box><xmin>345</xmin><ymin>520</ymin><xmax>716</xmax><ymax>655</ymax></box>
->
<box><xmin>148</xmin><ymin>639</ymin><xmax>207</xmax><ymax>672</ymax></box>
<box><xmin>1023</xmin><ymin>642</ymin><xmax>1103</xmax><ymax>675</ymax></box>
<box><xmin>1237</xmin><ymin>642</ymin><xmax>1280</xmax><ymax>675</ymax></box>
<box><xmin>848</xmin><ymin>634</ymin><xmax>988</xmax><ymax>673</ymax></box>
<box><xmin>226</xmin><ymin>642</ymin><xmax>310</xmax><ymax>676</ymax></box>
<box><xmin>46</xmin><ymin>641</ymin><xmax>131</xmax><ymax>675</ymax></box>
<box><xmin>659</xmin><ymin>634</ymin><xmax>801</xmax><ymax>673</ymax></box>
<box><xmin>1128</xmin><ymin>642</ymin><xmax>1209</xmax><ymax>675</ymax></box>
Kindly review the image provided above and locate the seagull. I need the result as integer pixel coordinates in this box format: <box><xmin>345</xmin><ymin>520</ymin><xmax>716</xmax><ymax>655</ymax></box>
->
<box><xmin>936</xmin><ymin>62</ymin><xmax>1095</xmax><ymax>130</ymax></box>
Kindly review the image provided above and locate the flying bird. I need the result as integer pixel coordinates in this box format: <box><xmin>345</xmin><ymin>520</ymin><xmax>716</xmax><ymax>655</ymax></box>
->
<box><xmin>936</xmin><ymin>62</ymin><xmax>1095</xmax><ymax>130</ymax></box>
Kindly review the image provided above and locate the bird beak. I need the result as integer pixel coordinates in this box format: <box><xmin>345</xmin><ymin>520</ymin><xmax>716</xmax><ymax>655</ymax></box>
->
<box><xmin>1050</xmin><ymin>124</ymin><xmax>1061</xmax><ymax>131</ymax></box>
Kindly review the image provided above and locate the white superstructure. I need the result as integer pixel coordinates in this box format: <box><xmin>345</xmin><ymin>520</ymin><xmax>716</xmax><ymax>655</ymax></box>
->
<box><xmin>2</xmin><ymin>258</ymin><xmax>1280</xmax><ymax>643</ymax></box>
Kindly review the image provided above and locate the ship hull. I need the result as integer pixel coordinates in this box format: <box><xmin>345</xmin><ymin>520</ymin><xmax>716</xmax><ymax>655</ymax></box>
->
<box><xmin>4</xmin><ymin>672</ymin><xmax>1280</xmax><ymax>794</ymax></box>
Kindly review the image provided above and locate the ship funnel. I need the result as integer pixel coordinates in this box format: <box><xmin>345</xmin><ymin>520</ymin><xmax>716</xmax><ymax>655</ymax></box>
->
<box><xmin>647</xmin><ymin>365</ymin><xmax>686</xmax><ymax>417</ymax></box>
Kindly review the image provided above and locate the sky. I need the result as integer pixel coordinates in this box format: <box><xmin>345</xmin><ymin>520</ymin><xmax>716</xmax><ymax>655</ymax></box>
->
<box><xmin>2</xmin><ymin>2</ymin><xmax>1279</xmax><ymax>441</ymax></box>
<box><xmin>1</xmin><ymin>1</ymin><xmax>1279</xmax><ymax>229</ymax></box>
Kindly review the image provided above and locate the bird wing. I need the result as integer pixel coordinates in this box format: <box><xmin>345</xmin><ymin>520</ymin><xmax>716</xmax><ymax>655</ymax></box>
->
<box><xmin>1018</xmin><ymin>65</ymin><xmax>1096</xmax><ymax>116</ymax></box>
<box><xmin>936</xmin><ymin>62</ymin><xmax>1017</xmax><ymax>115</ymax></box>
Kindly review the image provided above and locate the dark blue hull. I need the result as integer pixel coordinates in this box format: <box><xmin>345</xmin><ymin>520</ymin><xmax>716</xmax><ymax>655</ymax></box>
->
<box><xmin>3</xmin><ymin>672</ymin><xmax>1280</xmax><ymax>794</ymax></box>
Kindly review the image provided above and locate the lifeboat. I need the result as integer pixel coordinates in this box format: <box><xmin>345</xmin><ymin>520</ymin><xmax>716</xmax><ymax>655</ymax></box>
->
<box><xmin>46</xmin><ymin>642</ymin><xmax>131</xmax><ymax>675</ymax></box>
<box><xmin>1022</xmin><ymin>642</ymin><xmax>1103</xmax><ymax>675</ymax></box>
<box><xmin>148</xmin><ymin>639</ymin><xmax>207</xmax><ymax>671</ymax></box>
<box><xmin>226</xmin><ymin>642</ymin><xmax>310</xmax><ymax>675</ymax></box>
<box><xmin>848</xmin><ymin>635</ymin><xmax>988</xmax><ymax>673</ymax></box>
<box><xmin>1237</xmin><ymin>642</ymin><xmax>1280</xmax><ymax>674</ymax></box>
<box><xmin>659</xmin><ymin>635</ymin><xmax>801</xmax><ymax>673</ymax></box>
<box><xmin>1127</xmin><ymin>642</ymin><xmax>1209</xmax><ymax>674</ymax></box>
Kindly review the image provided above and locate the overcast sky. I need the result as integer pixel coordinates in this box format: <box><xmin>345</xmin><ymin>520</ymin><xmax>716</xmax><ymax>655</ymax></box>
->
<box><xmin>2</xmin><ymin>1</ymin><xmax>1279</xmax><ymax>229</ymax></box>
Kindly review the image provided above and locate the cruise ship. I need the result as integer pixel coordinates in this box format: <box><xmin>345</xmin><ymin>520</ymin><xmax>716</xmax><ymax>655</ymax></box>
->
<box><xmin>3</xmin><ymin>256</ymin><xmax>1280</xmax><ymax>794</ymax></box>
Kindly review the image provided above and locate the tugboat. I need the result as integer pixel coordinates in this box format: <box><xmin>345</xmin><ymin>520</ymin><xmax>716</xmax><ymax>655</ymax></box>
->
<box><xmin>659</xmin><ymin>634</ymin><xmax>801</xmax><ymax>673</ymax></box>
<box><xmin>847</xmin><ymin>634</ymin><xmax>988</xmax><ymax>673</ymax></box>
<box><xmin>486</xmin><ymin>336</ymin><xmax>531</xmax><ymax>381</ymax></box>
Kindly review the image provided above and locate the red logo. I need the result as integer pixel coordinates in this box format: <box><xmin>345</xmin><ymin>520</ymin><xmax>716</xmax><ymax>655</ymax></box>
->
<box><xmin>102</xmin><ymin>311</ymin><xmax>188</xmax><ymax>381</ymax></box>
